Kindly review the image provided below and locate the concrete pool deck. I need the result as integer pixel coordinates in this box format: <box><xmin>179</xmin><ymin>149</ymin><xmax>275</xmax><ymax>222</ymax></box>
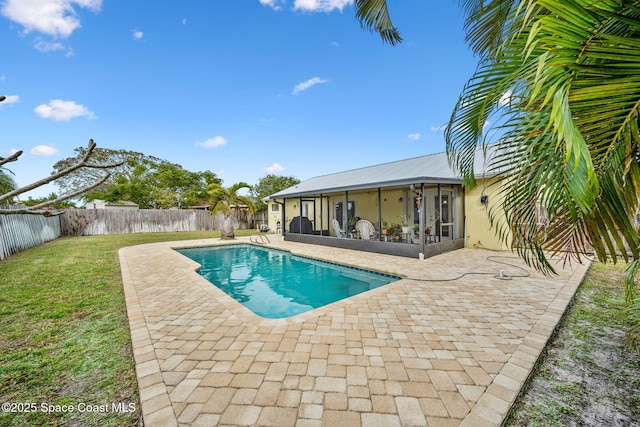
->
<box><xmin>119</xmin><ymin>237</ymin><xmax>589</xmax><ymax>426</ymax></box>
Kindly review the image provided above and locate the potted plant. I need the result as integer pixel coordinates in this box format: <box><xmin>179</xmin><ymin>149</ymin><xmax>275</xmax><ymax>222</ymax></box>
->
<box><xmin>391</xmin><ymin>222</ymin><xmax>402</xmax><ymax>241</ymax></box>
<box><xmin>401</xmin><ymin>216</ymin><xmax>411</xmax><ymax>235</ymax></box>
<box><xmin>426</xmin><ymin>209</ymin><xmax>441</xmax><ymax>238</ymax></box>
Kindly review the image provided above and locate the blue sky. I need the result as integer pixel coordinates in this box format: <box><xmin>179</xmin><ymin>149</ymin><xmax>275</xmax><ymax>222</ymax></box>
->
<box><xmin>1</xmin><ymin>0</ymin><xmax>477</xmax><ymax>200</ymax></box>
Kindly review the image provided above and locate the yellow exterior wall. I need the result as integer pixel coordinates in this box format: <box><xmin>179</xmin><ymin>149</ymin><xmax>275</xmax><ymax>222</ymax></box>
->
<box><xmin>328</xmin><ymin>190</ymin><xmax>410</xmax><ymax>234</ymax></box>
<box><xmin>463</xmin><ymin>178</ymin><xmax>510</xmax><ymax>250</ymax></box>
<box><xmin>379</xmin><ymin>189</ymin><xmax>405</xmax><ymax>227</ymax></box>
<box><xmin>266</xmin><ymin>201</ymin><xmax>281</xmax><ymax>232</ymax></box>
<box><xmin>330</xmin><ymin>191</ymin><xmax>383</xmax><ymax>227</ymax></box>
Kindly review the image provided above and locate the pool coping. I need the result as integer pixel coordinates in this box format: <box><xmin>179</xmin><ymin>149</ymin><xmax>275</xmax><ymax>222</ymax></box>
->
<box><xmin>119</xmin><ymin>237</ymin><xmax>590</xmax><ymax>426</ymax></box>
<box><xmin>173</xmin><ymin>241</ymin><xmax>406</xmax><ymax>324</ymax></box>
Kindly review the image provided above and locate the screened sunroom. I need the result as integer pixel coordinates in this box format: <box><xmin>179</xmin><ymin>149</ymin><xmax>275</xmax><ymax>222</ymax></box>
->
<box><xmin>266</xmin><ymin>148</ymin><xmax>495</xmax><ymax>259</ymax></box>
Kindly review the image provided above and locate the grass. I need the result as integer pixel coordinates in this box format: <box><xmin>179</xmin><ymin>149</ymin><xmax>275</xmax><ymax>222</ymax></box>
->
<box><xmin>0</xmin><ymin>230</ymin><xmax>253</xmax><ymax>427</ymax></box>
<box><xmin>506</xmin><ymin>261</ymin><xmax>640</xmax><ymax>426</ymax></box>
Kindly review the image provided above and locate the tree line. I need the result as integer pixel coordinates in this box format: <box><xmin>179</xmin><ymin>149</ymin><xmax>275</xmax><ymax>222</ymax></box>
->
<box><xmin>6</xmin><ymin>146</ymin><xmax>300</xmax><ymax>213</ymax></box>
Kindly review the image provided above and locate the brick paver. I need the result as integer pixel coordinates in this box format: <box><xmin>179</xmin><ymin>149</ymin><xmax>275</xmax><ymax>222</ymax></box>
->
<box><xmin>119</xmin><ymin>237</ymin><xmax>589</xmax><ymax>426</ymax></box>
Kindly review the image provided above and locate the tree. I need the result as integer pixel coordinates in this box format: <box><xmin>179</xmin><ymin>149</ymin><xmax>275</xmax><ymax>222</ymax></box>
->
<box><xmin>354</xmin><ymin>1</ymin><xmax>640</xmax><ymax>348</ymax></box>
<box><xmin>250</xmin><ymin>174</ymin><xmax>301</xmax><ymax>211</ymax></box>
<box><xmin>0</xmin><ymin>139</ymin><xmax>122</xmax><ymax>215</ymax></box>
<box><xmin>0</xmin><ymin>169</ymin><xmax>17</xmax><ymax>197</ymax></box>
<box><xmin>207</xmin><ymin>182</ymin><xmax>255</xmax><ymax>240</ymax></box>
<box><xmin>445</xmin><ymin>0</ymin><xmax>640</xmax><ymax>347</ymax></box>
<box><xmin>53</xmin><ymin>148</ymin><xmax>222</xmax><ymax>208</ymax></box>
<box><xmin>21</xmin><ymin>193</ymin><xmax>76</xmax><ymax>210</ymax></box>
<box><xmin>99</xmin><ymin>167</ymin><xmax>157</xmax><ymax>208</ymax></box>
<box><xmin>52</xmin><ymin>148</ymin><xmax>165</xmax><ymax>202</ymax></box>
<box><xmin>152</xmin><ymin>163</ymin><xmax>221</xmax><ymax>209</ymax></box>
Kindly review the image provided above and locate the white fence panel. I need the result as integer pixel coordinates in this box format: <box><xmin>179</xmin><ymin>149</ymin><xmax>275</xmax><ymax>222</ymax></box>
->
<box><xmin>0</xmin><ymin>206</ymin><xmax>62</xmax><ymax>260</ymax></box>
<box><xmin>60</xmin><ymin>209</ymin><xmax>248</xmax><ymax>236</ymax></box>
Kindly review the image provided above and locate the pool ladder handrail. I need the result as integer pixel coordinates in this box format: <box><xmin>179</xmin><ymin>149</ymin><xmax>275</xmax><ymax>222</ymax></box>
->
<box><xmin>250</xmin><ymin>233</ymin><xmax>271</xmax><ymax>245</ymax></box>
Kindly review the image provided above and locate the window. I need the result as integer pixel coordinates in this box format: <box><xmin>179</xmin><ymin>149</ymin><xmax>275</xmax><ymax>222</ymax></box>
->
<box><xmin>302</xmin><ymin>201</ymin><xmax>311</xmax><ymax>218</ymax></box>
<box><xmin>335</xmin><ymin>200</ymin><xmax>356</xmax><ymax>227</ymax></box>
<box><xmin>271</xmin><ymin>204</ymin><xmax>280</xmax><ymax>212</ymax></box>
<box><xmin>347</xmin><ymin>201</ymin><xmax>356</xmax><ymax>221</ymax></box>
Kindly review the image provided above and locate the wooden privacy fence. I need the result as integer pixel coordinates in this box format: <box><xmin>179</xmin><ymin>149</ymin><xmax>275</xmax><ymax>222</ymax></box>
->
<box><xmin>60</xmin><ymin>209</ymin><xmax>249</xmax><ymax>236</ymax></box>
<box><xmin>0</xmin><ymin>206</ymin><xmax>62</xmax><ymax>260</ymax></box>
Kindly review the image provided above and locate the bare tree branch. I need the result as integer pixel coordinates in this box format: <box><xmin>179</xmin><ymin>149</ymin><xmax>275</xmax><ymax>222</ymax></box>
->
<box><xmin>0</xmin><ymin>207</ymin><xmax>64</xmax><ymax>216</ymax></box>
<box><xmin>0</xmin><ymin>139</ymin><xmax>124</xmax><ymax>204</ymax></box>
<box><xmin>0</xmin><ymin>150</ymin><xmax>22</xmax><ymax>168</ymax></box>
<box><xmin>28</xmin><ymin>172</ymin><xmax>113</xmax><ymax>211</ymax></box>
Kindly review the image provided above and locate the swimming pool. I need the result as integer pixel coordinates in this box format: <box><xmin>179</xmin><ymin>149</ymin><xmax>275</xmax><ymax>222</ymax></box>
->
<box><xmin>176</xmin><ymin>244</ymin><xmax>400</xmax><ymax>318</ymax></box>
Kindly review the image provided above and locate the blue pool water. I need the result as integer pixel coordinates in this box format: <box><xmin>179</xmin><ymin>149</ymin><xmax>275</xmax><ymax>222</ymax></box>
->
<box><xmin>176</xmin><ymin>244</ymin><xmax>400</xmax><ymax>318</ymax></box>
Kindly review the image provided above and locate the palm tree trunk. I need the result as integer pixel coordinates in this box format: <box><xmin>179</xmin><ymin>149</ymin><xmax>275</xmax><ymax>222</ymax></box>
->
<box><xmin>221</xmin><ymin>215</ymin><xmax>235</xmax><ymax>240</ymax></box>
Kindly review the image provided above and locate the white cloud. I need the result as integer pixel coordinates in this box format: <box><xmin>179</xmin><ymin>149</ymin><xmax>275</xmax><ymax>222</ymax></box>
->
<box><xmin>197</xmin><ymin>136</ymin><xmax>228</xmax><ymax>148</ymax></box>
<box><xmin>430</xmin><ymin>125</ymin><xmax>446</xmax><ymax>133</ymax></box>
<box><xmin>34</xmin><ymin>39</ymin><xmax>72</xmax><ymax>55</ymax></box>
<box><xmin>0</xmin><ymin>75</ymin><xmax>6</xmax><ymax>82</ymax></box>
<box><xmin>30</xmin><ymin>145</ymin><xmax>59</xmax><ymax>156</ymax></box>
<box><xmin>331</xmin><ymin>41</ymin><xmax>340</xmax><ymax>48</ymax></box>
<box><xmin>499</xmin><ymin>89</ymin><xmax>513</xmax><ymax>107</ymax></box>
<box><xmin>182</xmin><ymin>18</ymin><xmax>187</xmax><ymax>25</ymax></box>
<box><xmin>264</xmin><ymin>163</ymin><xmax>285</xmax><ymax>174</ymax></box>
<box><xmin>132</xmin><ymin>29</ymin><xmax>144</xmax><ymax>40</ymax></box>
<box><xmin>259</xmin><ymin>0</ymin><xmax>286</xmax><ymax>10</ymax></box>
<box><xmin>1</xmin><ymin>0</ymin><xmax>102</xmax><ymax>38</ymax></box>
<box><xmin>34</xmin><ymin>99</ymin><xmax>96</xmax><ymax>121</ymax></box>
<box><xmin>293</xmin><ymin>0</ymin><xmax>353</xmax><ymax>12</ymax></box>
<box><xmin>0</xmin><ymin>95</ymin><xmax>19</xmax><ymax>106</ymax></box>
<box><xmin>292</xmin><ymin>77</ymin><xmax>328</xmax><ymax>95</ymax></box>
<box><xmin>407</xmin><ymin>133</ymin><xmax>420</xmax><ymax>141</ymax></box>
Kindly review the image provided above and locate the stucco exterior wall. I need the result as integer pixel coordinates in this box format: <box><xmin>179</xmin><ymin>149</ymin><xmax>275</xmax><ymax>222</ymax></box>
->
<box><xmin>266</xmin><ymin>201</ymin><xmax>282</xmax><ymax>232</ymax></box>
<box><xmin>463</xmin><ymin>178</ymin><xmax>510</xmax><ymax>250</ymax></box>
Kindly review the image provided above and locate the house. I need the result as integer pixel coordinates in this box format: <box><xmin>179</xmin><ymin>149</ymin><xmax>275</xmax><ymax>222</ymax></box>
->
<box><xmin>85</xmin><ymin>199</ymin><xmax>139</xmax><ymax>210</ymax></box>
<box><xmin>266</xmin><ymin>145</ymin><xmax>508</xmax><ymax>259</ymax></box>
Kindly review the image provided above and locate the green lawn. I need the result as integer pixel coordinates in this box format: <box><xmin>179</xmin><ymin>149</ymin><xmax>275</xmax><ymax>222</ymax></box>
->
<box><xmin>0</xmin><ymin>230</ymin><xmax>252</xmax><ymax>427</ymax></box>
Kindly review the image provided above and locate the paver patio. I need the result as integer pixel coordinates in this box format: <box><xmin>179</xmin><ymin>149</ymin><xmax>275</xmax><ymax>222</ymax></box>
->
<box><xmin>119</xmin><ymin>237</ymin><xmax>589</xmax><ymax>426</ymax></box>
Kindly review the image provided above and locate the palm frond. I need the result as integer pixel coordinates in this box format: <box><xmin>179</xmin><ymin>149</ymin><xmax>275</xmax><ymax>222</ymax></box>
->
<box><xmin>448</xmin><ymin>0</ymin><xmax>640</xmax><ymax>274</ymax></box>
<box><xmin>457</xmin><ymin>0</ymin><xmax>520</xmax><ymax>56</ymax></box>
<box><xmin>207</xmin><ymin>182</ymin><xmax>255</xmax><ymax>216</ymax></box>
<box><xmin>0</xmin><ymin>170</ymin><xmax>17</xmax><ymax>195</ymax></box>
<box><xmin>354</xmin><ymin>0</ymin><xmax>402</xmax><ymax>45</ymax></box>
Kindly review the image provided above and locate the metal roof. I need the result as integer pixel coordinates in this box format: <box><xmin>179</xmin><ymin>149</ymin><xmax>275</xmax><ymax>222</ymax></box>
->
<box><xmin>269</xmin><ymin>145</ymin><xmax>497</xmax><ymax>199</ymax></box>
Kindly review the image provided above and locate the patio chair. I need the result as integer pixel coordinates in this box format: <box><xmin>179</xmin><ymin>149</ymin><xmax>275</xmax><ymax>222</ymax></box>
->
<box><xmin>355</xmin><ymin>219</ymin><xmax>378</xmax><ymax>240</ymax></box>
<box><xmin>332</xmin><ymin>219</ymin><xmax>346</xmax><ymax>238</ymax></box>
